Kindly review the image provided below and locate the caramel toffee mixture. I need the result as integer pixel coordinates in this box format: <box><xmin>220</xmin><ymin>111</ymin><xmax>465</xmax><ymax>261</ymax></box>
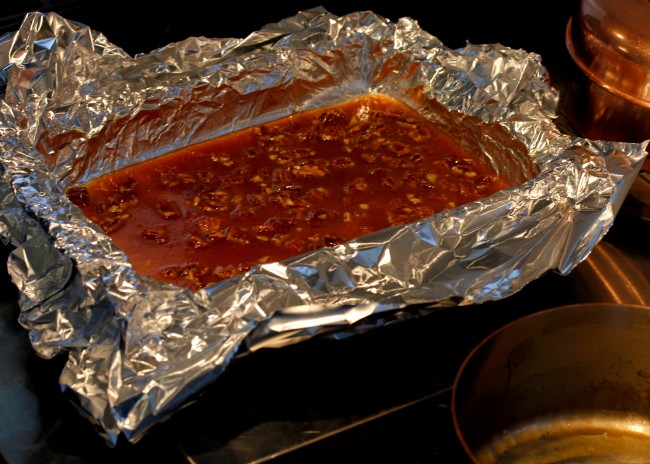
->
<box><xmin>68</xmin><ymin>94</ymin><xmax>511</xmax><ymax>290</ymax></box>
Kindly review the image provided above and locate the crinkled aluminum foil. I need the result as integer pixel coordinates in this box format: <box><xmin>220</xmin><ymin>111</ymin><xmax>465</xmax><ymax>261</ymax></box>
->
<box><xmin>0</xmin><ymin>7</ymin><xmax>647</xmax><ymax>446</ymax></box>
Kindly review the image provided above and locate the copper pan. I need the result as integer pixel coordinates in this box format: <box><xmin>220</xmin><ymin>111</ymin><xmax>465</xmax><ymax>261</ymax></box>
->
<box><xmin>452</xmin><ymin>303</ymin><xmax>650</xmax><ymax>463</ymax></box>
<box><xmin>564</xmin><ymin>0</ymin><xmax>650</xmax><ymax>146</ymax></box>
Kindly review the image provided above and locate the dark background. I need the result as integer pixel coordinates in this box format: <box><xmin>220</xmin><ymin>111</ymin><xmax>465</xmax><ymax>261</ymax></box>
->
<box><xmin>2</xmin><ymin>1</ymin><xmax>577</xmax><ymax>77</ymax></box>
<box><xmin>5</xmin><ymin>1</ymin><xmax>647</xmax><ymax>464</ymax></box>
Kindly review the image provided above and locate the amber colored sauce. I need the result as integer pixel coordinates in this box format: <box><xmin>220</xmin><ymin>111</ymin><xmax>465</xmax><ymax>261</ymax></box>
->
<box><xmin>67</xmin><ymin>94</ymin><xmax>511</xmax><ymax>290</ymax></box>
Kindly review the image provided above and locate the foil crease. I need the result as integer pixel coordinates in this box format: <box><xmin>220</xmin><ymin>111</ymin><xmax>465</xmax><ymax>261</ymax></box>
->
<box><xmin>0</xmin><ymin>7</ymin><xmax>647</xmax><ymax>446</ymax></box>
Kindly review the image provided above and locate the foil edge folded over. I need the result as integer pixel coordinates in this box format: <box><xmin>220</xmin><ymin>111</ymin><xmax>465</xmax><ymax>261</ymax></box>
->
<box><xmin>0</xmin><ymin>8</ymin><xmax>647</xmax><ymax>446</ymax></box>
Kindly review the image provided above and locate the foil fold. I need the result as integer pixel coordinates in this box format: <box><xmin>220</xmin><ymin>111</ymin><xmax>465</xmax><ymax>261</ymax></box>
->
<box><xmin>0</xmin><ymin>7</ymin><xmax>647</xmax><ymax>446</ymax></box>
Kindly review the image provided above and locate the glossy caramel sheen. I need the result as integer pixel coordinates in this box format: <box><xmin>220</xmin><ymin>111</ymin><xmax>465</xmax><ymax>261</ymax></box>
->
<box><xmin>68</xmin><ymin>94</ymin><xmax>511</xmax><ymax>290</ymax></box>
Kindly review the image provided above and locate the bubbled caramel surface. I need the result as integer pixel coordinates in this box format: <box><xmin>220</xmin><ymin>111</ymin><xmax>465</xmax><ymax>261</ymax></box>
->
<box><xmin>67</xmin><ymin>94</ymin><xmax>511</xmax><ymax>290</ymax></box>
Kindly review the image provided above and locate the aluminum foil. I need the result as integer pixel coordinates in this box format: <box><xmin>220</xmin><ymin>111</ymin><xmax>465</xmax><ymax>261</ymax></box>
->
<box><xmin>0</xmin><ymin>7</ymin><xmax>647</xmax><ymax>446</ymax></box>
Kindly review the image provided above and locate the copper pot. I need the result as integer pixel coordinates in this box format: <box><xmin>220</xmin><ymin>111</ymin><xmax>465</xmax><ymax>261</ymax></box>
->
<box><xmin>452</xmin><ymin>303</ymin><xmax>650</xmax><ymax>463</ymax></box>
<box><xmin>564</xmin><ymin>0</ymin><xmax>650</xmax><ymax>146</ymax></box>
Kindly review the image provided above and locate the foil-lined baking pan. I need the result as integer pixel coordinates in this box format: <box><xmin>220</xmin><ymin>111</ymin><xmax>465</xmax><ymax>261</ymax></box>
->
<box><xmin>0</xmin><ymin>7</ymin><xmax>646</xmax><ymax>446</ymax></box>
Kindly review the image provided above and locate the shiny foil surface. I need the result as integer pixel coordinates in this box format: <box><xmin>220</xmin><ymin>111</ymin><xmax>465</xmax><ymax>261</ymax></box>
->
<box><xmin>0</xmin><ymin>7</ymin><xmax>647</xmax><ymax>446</ymax></box>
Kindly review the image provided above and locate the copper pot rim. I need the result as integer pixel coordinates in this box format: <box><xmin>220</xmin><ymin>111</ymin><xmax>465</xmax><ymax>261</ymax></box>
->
<box><xmin>566</xmin><ymin>16</ymin><xmax>650</xmax><ymax>110</ymax></box>
<box><xmin>565</xmin><ymin>0</ymin><xmax>650</xmax><ymax>110</ymax></box>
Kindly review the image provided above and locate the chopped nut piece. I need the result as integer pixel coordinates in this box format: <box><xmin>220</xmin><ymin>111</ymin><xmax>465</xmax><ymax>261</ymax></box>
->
<box><xmin>142</xmin><ymin>226</ymin><xmax>169</xmax><ymax>244</ymax></box>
